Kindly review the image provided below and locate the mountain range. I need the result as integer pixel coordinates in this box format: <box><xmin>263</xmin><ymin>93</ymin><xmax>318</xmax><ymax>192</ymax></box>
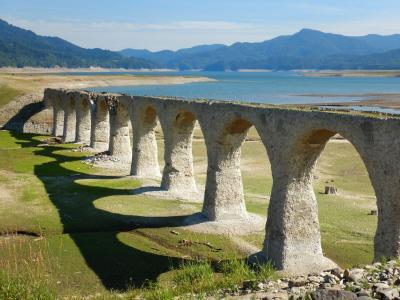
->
<box><xmin>3</xmin><ymin>18</ymin><xmax>400</xmax><ymax>71</ymax></box>
<box><xmin>0</xmin><ymin>19</ymin><xmax>158</xmax><ymax>69</ymax></box>
<box><xmin>120</xmin><ymin>29</ymin><xmax>400</xmax><ymax>71</ymax></box>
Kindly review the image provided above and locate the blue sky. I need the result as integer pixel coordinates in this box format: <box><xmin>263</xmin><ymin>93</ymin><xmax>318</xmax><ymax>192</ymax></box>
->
<box><xmin>1</xmin><ymin>0</ymin><xmax>400</xmax><ymax>51</ymax></box>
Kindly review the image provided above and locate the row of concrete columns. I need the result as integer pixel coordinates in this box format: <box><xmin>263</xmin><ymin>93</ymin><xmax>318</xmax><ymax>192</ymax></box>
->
<box><xmin>44</xmin><ymin>88</ymin><xmax>400</xmax><ymax>275</ymax></box>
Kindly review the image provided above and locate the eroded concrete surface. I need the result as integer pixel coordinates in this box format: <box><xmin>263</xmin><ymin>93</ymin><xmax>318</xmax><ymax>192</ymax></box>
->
<box><xmin>43</xmin><ymin>88</ymin><xmax>400</xmax><ymax>275</ymax></box>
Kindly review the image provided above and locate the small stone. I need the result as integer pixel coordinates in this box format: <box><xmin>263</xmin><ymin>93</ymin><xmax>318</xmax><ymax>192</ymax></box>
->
<box><xmin>289</xmin><ymin>287</ymin><xmax>301</xmax><ymax>294</ymax></box>
<box><xmin>373</xmin><ymin>283</ymin><xmax>390</xmax><ymax>291</ymax></box>
<box><xmin>311</xmin><ymin>289</ymin><xmax>357</xmax><ymax>300</ymax></box>
<box><xmin>375</xmin><ymin>288</ymin><xmax>399</xmax><ymax>300</ymax></box>
<box><xmin>344</xmin><ymin>269</ymin><xmax>365</xmax><ymax>283</ymax></box>
<box><xmin>331</xmin><ymin>268</ymin><xmax>344</xmax><ymax>279</ymax></box>
<box><xmin>324</xmin><ymin>274</ymin><xmax>338</xmax><ymax>284</ymax></box>
<box><xmin>356</xmin><ymin>291</ymin><xmax>370</xmax><ymax>297</ymax></box>
<box><xmin>289</xmin><ymin>278</ymin><xmax>308</xmax><ymax>288</ymax></box>
<box><xmin>308</xmin><ymin>275</ymin><xmax>324</xmax><ymax>283</ymax></box>
<box><xmin>369</xmin><ymin>210</ymin><xmax>378</xmax><ymax>215</ymax></box>
<box><xmin>325</xmin><ymin>186</ymin><xmax>338</xmax><ymax>195</ymax></box>
<box><xmin>242</xmin><ymin>280</ymin><xmax>258</xmax><ymax>290</ymax></box>
<box><xmin>257</xmin><ymin>282</ymin><xmax>265</xmax><ymax>291</ymax></box>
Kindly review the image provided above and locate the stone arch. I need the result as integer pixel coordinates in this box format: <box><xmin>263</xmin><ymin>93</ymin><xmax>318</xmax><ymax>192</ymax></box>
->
<box><xmin>263</xmin><ymin>125</ymin><xmax>380</xmax><ymax>274</ymax></box>
<box><xmin>161</xmin><ymin>110</ymin><xmax>198</xmax><ymax>195</ymax></box>
<box><xmin>202</xmin><ymin>117</ymin><xmax>258</xmax><ymax>221</ymax></box>
<box><xmin>109</xmin><ymin>101</ymin><xmax>132</xmax><ymax>164</ymax></box>
<box><xmin>130</xmin><ymin>105</ymin><xmax>161</xmax><ymax>177</ymax></box>
<box><xmin>75</xmin><ymin>92</ymin><xmax>92</xmax><ymax>144</ymax></box>
<box><xmin>90</xmin><ymin>95</ymin><xmax>110</xmax><ymax>152</ymax></box>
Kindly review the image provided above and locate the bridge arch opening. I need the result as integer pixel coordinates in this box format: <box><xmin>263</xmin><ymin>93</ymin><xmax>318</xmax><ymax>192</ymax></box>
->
<box><xmin>160</xmin><ymin>110</ymin><xmax>204</xmax><ymax>198</ymax></box>
<box><xmin>202</xmin><ymin>117</ymin><xmax>271</xmax><ymax>222</ymax></box>
<box><xmin>130</xmin><ymin>105</ymin><xmax>162</xmax><ymax>177</ymax></box>
<box><xmin>301</xmin><ymin>128</ymin><xmax>377</xmax><ymax>267</ymax></box>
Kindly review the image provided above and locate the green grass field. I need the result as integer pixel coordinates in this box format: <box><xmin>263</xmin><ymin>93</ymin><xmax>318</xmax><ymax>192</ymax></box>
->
<box><xmin>0</xmin><ymin>129</ymin><xmax>378</xmax><ymax>298</ymax></box>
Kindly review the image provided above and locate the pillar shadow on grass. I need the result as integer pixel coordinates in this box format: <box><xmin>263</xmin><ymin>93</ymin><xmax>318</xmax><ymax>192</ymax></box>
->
<box><xmin>10</xmin><ymin>132</ymin><xmax>205</xmax><ymax>291</ymax></box>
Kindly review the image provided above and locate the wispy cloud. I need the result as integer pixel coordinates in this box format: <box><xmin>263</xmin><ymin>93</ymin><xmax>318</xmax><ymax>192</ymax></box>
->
<box><xmin>0</xmin><ymin>17</ymin><xmax>267</xmax><ymax>50</ymax></box>
<box><xmin>2</xmin><ymin>14</ymin><xmax>400</xmax><ymax>51</ymax></box>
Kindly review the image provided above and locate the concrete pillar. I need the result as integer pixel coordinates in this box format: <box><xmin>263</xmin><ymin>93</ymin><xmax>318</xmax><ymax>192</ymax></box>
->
<box><xmin>90</xmin><ymin>95</ymin><xmax>110</xmax><ymax>152</ymax></box>
<box><xmin>75</xmin><ymin>92</ymin><xmax>91</xmax><ymax>145</ymax></box>
<box><xmin>160</xmin><ymin>111</ymin><xmax>198</xmax><ymax>193</ymax></box>
<box><xmin>262</xmin><ymin>129</ymin><xmax>337</xmax><ymax>274</ymax></box>
<box><xmin>130</xmin><ymin>106</ymin><xmax>160</xmax><ymax>177</ymax></box>
<box><xmin>52</xmin><ymin>91</ymin><xmax>64</xmax><ymax>137</ymax></box>
<box><xmin>374</xmin><ymin>171</ymin><xmax>400</xmax><ymax>260</ymax></box>
<box><xmin>360</xmin><ymin>128</ymin><xmax>400</xmax><ymax>261</ymax></box>
<box><xmin>109</xmin><ymin>102</ymin><xmax>132</xmax><ymax>164</ymax></box>
<box><xmin>62</xmin><ymin>91</ymin><xmax>77</xmax><ymax>143</ymax></box>
<box><xmin>201</xmin><ymin>118</ymin><xmax>251</xmax><ymax>221</ymax></box>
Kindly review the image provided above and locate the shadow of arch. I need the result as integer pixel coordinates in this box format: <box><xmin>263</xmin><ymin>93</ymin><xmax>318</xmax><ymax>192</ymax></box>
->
<box><xmin>294</xmin><ymin>128</ymin><xmax>378</xmax><ymax>267</ymax></box>
<box><xmin>3</xmin><ymin>101</ymin><xmax>45</xmax><ymax>132</ymax></box>
<box><xmin>7</xmin><ymin>131</ymin><xmax>209</xmax><ymax>291</ymax></box>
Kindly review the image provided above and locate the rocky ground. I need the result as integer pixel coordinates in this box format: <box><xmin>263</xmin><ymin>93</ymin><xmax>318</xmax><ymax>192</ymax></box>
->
<box><xmin>218</xmin><ymin>260</ymin><xmax>400</xmax><ymax>300</ymax></box>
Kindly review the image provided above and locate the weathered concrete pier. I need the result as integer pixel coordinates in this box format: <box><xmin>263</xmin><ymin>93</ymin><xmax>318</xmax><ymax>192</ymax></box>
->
<box><xmin>44</xmin><ymin>88</ymin><xmax>400</xmax><ymax>275</ymax></box>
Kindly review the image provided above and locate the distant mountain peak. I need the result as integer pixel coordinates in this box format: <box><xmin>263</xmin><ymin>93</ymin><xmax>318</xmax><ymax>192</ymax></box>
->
<box><xmin>0</xmin><ymin>18</ymin><xmax>159</xmax><ymax>68</ymax></box>
<box><xmin>294</xmin><ymin>28</ymin><xmax>328</xmax><ymax>37</ymax></box>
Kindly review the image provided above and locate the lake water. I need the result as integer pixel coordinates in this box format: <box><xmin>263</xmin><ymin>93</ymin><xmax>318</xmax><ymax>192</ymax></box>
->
<box><xmin>85</xmin><ymin>71</ymin><xmax>400</xmax><ymax>112</ymax></box>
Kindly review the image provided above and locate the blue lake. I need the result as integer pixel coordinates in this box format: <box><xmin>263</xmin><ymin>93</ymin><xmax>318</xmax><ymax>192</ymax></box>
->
<box><xmin>84</xmin><ymin>71</ymin><xmax>400</xmax><ymax>111</ymax></box>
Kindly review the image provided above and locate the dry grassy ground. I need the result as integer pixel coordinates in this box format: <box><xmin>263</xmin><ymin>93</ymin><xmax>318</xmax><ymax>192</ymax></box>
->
<box><xmin>0</xmin><ymin>76</ymin><xmax>379</xmax><ymax>298</ymax></box>
<box><xmin>0</xmin><ymin>127</ymin><xmax>378</xmax><ymax>298</ymax></box>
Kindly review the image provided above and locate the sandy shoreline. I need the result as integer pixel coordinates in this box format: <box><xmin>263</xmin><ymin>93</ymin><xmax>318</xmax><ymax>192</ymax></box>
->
<box><xmin>300</xmin><ymin>70</ymin><xmax>400</xmax><ymax>78</ymax></box>
<box><xmin>0</xmin><ymin>72</ymin><xmax>215</xmax><ymax>95</ymax></box>
<box><xmin>0</xmin><ymin>67</ymin><xmax>178</xmax><ymax>74</ymax></box>
<box><xmin>296</xmin><ymin>93</ymin><xmax>400</xmax><ymax>109</ymax></box>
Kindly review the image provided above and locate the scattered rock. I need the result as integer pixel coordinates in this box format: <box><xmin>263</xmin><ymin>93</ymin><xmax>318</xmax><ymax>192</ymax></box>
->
<box><xmin>289</xmin><ymin>278</ymin><xmax>308</xmax><ymax>288</ymax></box>
<box><xmin>170</xmin><ymin>230</ymin><xmax>180</xmax><ymax>235</ymax></box>
<box><xmin>369</xmin><ymin>210</ymin><xmax>378</xmax><ymax>216</ymax></box>
<box><xmin>331</xmin><ymin>267</ymin><xmax>344</xmax><ymax>279</ymax></box>
<box><xmin>344</xmin><ymin>268</ymin><xmax>365</xmax><ymax>283</ymax></box>
<box><xmin>212</xmin><ymin>260</ymin><xmax>400</xmax><ymax>300</ymax></box>
<box><xmin>374</xmin><ymin>288</ymin><xmax>399</xmax><ymax>300</ymax></box>
<box><xmin>325</xmin><ymin>186</ymin><xmax>338</xmax><ymax>195</ymax></box>
<box><xmin>311</xmin><ymin>289</ymin><xmax>357</xmax><ymax>300</ymax></box>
